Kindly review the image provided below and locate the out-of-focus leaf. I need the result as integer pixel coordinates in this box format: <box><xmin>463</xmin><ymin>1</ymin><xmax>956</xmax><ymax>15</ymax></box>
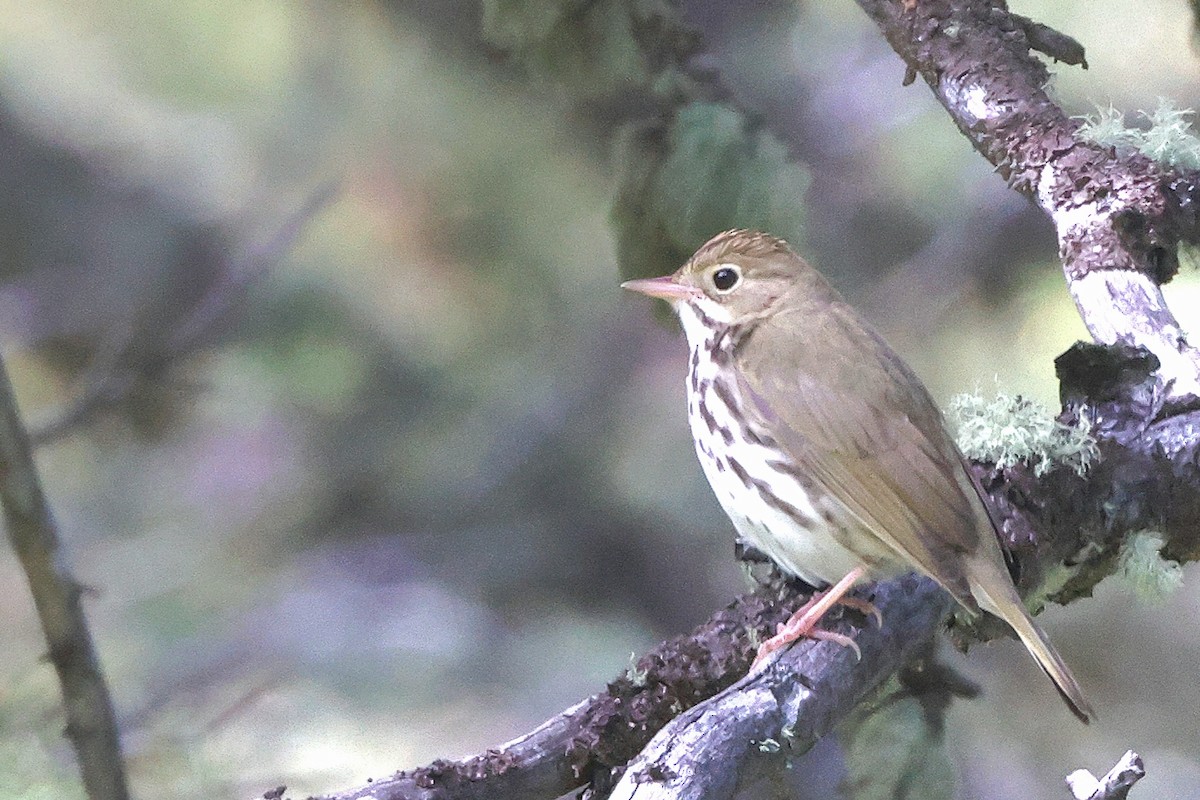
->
<box><xmin>840</xmin><ymin>688</ymin><xmax>957</xmax><ymax>800</ymax></box>
<box><xmin>481</xmin><ymin>0</ymin><xmax>678</xmax><ymax>98</ymax></box>
<box><xmin>613</xmin><ymin>101</ymin><xmax>809</xmax><ymax>282</ymax></box>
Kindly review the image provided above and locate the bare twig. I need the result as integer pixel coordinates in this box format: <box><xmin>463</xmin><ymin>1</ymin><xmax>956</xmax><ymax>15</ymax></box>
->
<box><xmin>1066</xmin><ymin>751</ymin><xmax>1145</xmax><ymax>800</ymax></box>
<box><xmin>167</xmin><ymin>182</ymin><xmax>339</xmax><ymax>356</ymax></box>
<box><xmin>29</xmin><ymin>183</ymin><xmax>338</xmax><ymax>446</ymax></box>
<box><xmin>0</xmin><ymin>353</ymin><xmax>130</xmax><ymax>800</ymax></box>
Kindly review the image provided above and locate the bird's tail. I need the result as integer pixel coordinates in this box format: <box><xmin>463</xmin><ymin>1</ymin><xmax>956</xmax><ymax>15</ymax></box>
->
<box><xmin>971</xmin><ymin>577</ymin><xmax>1094</xmax><ymax>724</ymax></box>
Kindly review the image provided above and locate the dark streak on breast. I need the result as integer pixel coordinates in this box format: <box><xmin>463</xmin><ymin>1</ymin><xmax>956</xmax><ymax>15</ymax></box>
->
<box><xmin>710</xmin><ymin>377</ymin><xmax>739</xmax><ymax>415</ymax></box>
<box><xmin>728</xmin><ymin>457</ymin><xmax>817</xmax><ymax>528</ymax></box>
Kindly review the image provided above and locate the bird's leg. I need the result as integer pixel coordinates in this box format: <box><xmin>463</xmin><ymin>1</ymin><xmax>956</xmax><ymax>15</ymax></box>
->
<box><xmin>752</xmin><ymin>565</ymin><xmax>873</xmax><ymax>669</ymax></box>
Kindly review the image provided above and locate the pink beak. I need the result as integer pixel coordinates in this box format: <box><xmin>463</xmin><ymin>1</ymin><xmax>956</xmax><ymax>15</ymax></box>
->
<box><xmin>620</xmin><ymin>275</ymin><xmax>701</xmax><ymax>301</ymax></box>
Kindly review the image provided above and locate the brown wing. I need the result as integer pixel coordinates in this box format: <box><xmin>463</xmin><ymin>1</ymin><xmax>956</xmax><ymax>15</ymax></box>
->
<box><xmin>736</xmin><ymin>302</ymin><xmax>982</xmax><ymax>607</ymax></box>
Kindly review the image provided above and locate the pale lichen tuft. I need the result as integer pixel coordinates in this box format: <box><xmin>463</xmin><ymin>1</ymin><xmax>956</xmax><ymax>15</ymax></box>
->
<box><xmin>1078</xmin><ymin>99</ymin><xmax>1200</xmax><ymax>170</ymax></box>
<box><xmin>1116</xmin><ymin>530</ymin><xmax>1184</xmax><ymax>604</ymax></box>
<box><xmin>948</xmin><ymin>390</ymin><xmax>1098</xmax><ymax>476</ymax></box>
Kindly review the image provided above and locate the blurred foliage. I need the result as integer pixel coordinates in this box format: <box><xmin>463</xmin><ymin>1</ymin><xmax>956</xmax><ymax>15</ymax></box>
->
<box><xmin>481</xmin><ymin>0</ymin><xmax>809</xmax><ymax>281</ymax></box>
<box><xmin>839</xmin><ymin>684</ymin><xmax>957</xmax><ymax>800</ymax></box>
<box><xmin>480</xmin><ymin>0</ymin><xmax>682</xmax><ymax>98</ymax></box>
<box><xmin>613</xmin><ymin>102</ymin><xmax>809</xmax><ymax>282</ymax></box>
<box><xmin>0</xmin><ymin>1</ymin><xmax>1198</xmax><ymax>799</ymax></box>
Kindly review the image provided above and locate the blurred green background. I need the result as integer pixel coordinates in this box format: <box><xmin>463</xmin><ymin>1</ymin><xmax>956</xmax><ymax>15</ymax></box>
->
<box><xmin>0</xmin><ymin>1</ymin><xmax>1198</xmax><ymax>798</ymax></box>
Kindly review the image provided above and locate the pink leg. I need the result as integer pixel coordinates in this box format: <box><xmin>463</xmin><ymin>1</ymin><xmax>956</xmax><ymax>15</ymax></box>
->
<box><xmin>751</xmin><ymin>566</ymin><xmax>873</xmax><ymax>669</ymax></box>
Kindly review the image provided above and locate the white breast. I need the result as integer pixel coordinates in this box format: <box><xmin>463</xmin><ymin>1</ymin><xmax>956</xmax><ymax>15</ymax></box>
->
<box><xmin>676</xmin><ymin>301</ymin><xmax>872</xmax><ymax>587</ymax></box>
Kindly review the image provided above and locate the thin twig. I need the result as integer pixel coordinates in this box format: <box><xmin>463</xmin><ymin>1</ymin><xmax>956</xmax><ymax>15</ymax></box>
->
<box><xmin>0</xmin><ymin>352</ymin><xmax>130</xmax><ymax>800</ymax></box>
<box><xmin>29</xmin><ymin>182</ymin><xmax>338</xmax><ymax>446</ymax></box>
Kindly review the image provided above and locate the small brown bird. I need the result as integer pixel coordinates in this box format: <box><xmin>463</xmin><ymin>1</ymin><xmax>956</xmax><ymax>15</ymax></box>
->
<box><xmin>623</xmin><ymin>229</ymin><xmax>1092</xmax><ymax>722</ymax></box>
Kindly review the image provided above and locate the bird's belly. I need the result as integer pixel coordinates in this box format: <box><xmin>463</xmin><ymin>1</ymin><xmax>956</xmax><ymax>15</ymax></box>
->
<box><xmin>686</xmin><ymin>352</ymin><xmax>897</xmax><ymax>587</ymax></box>
<box><xmin>694</xmin><ymin>434</ymin><xmax>866</xmax><ymax>586</ymax></box>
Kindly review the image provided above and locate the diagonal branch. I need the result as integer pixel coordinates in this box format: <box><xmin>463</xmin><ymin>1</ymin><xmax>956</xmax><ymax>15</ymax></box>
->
<box><xmin>605</xmin><ymin>575</ymin><xmax>949</xmax><ymax>800</ymax></box>
<box><xmin>0</xmin><ymin>351</ymin><xmax>130</xmax><ymax>800</ymax></box>
<box><xmin>29</xmin><ymin>183</ymin><xmax>337</xmax><ymax>446</ymax></box>
<box><xmin>311</xmin><ymin>584</ymin><xmax>799</xmax><ymax>800</ymax></box>
<box><xmin>302</xmin><ymin>361</ymin><xmax>1193</xmax><ymax>800</ymax></box>
<box><xmin>856</xmin><ymin>0</ymin><xmax>1200</xmax><ymax>407</ymax></box>
<box><xmin>297</xmin><ymin>365</ymin><xmax>1198</xmax><ymax>800</ymax></box>
<box><xmin>1066</xmin><ymin>750</ymin><xmax>1146</xmax><ymax>800</ymax></box>
<box><xmin>309</xmin><ymin>576</ymin><xmax>951</xmax><ymax>800</ymax></box>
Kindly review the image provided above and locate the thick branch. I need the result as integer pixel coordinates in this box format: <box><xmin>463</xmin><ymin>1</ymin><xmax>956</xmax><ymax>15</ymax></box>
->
<box><xmin>0</xmin><ymin>352</ymin><xmax>130</xmax><ymax>800</ymax></box>
<box><xmin>312</xmin><ymin>586</ymin><xmax>800</xmax><ymax>800</ymax></box>
<box><xmin>606</xmin><ymin>575</ymin><xmax>949</xmax><ymax>800</ymax></box>
<box><xmin>303</xmin><ymin>350</ymin><xmax>1194</xmax><ymax>800</ymax></box>
<box><xmin>857</xmin><ymin>0</ymin><xmax>1200</xmax><ymax>406</ymax></box>
<box><xmin>309</xmin><ymin>577</ymin><xmax>948</xmax><ymax>800</ymax></box>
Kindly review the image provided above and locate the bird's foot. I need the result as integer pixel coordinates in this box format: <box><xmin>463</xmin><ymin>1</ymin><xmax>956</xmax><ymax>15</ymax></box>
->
<box><xmin>750</xmin><ymin>566</ymin><xmax>875</xmax><ymax>671</ymax></box>
<box><xmin>754</xmin><ymin>622</ymin><xmax>861</xmax><ymax>667</ymax></box>
<box><xmin>834</xmin><ymin>595</ymin><xmax>883</xmax><ymax>628</ymax></box>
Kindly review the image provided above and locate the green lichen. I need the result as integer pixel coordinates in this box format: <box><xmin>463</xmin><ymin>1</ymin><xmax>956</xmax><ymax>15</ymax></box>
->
<box><xmin>948</xmin><ymin>390</ymin><xmax>1098</xmax><ymax>476</ymax></box>
<box><xmin>1078</xmin><ymin>99</ymin><xmax>1200</xmax><ymax>170</ymax></box>
<box><xmin>1116</xmin><ymin>530</ymin><xmax>1184</xmax><ymax>604</ymax></box>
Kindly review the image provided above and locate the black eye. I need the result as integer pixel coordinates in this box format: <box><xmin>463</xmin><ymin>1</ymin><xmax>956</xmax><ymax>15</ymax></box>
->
<box><xmin>712</xmin><ymin>266</ymin><xmax>740</xmax><ymax>292</ymax></box>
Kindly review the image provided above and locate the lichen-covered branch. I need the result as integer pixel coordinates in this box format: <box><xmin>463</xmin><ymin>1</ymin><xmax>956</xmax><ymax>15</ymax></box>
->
<box><xmin>857</xmin><ymin>0</ymin><xmax>1200</xmax><ymax>406</ymax></box>
<box><xmin>307</xmin><ymin>576</ymin><xmax>950</xmax><ymax>800</ymax></box>
<box><xmin>605</xmin><ymin>575</ymin><xmax>949</xmax><ymax>800</ymax></box>
<box><xmin>0</xmin><ymin>353</ymin><xmax>130</xmax><ymax>800</ymax></box>
<box><xmin>309</xmin><ymin>586</ymin><xmax>800</xmax><ymax>800</ymax></box>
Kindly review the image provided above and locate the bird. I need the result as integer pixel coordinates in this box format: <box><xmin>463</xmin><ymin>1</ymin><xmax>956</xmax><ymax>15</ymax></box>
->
<box><xmin>622</xmin><ymin>228</ymin><xmax>1092</xmax><ymax>722</ymax></box>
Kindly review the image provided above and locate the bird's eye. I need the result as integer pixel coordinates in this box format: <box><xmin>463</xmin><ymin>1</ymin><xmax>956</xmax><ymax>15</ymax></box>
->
<box><xmin>711</xmin><ymin>266</ymin><xmax>741</xmax><ymax>293</ymax></box>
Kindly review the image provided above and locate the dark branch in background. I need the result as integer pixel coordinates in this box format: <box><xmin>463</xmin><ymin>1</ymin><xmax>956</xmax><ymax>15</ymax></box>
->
<box><xmin>29</xmin><ymin>183</ymin><xmax>338</xmax><ymax>446</ymax></box>
<box><xmin>0</xmin><ymin>355</ymin><xmax>130</xmax><ymax>800</ymax></box>
<box><xmin>1</xmin><ymin>185</ymin><xmax>336</xmax><ymax>800</ymax></box>
<box><xmin>296</xmin><ymin>3</ymin><xmax>1200</xmax><ymax>799</ymax></box>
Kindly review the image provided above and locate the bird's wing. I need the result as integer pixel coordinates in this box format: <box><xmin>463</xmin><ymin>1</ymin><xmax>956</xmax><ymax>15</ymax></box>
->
<box><xmin>738</xmin><ymin>305</ymin><xmax>983</xmax><ymax>606</ymax></box>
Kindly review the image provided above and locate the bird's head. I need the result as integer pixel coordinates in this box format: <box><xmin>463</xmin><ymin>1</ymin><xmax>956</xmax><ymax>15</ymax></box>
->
<box><xmin>621</xmin><ymin>229</ymin><xmax>811</xmax><ymax>330</ymax></box>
